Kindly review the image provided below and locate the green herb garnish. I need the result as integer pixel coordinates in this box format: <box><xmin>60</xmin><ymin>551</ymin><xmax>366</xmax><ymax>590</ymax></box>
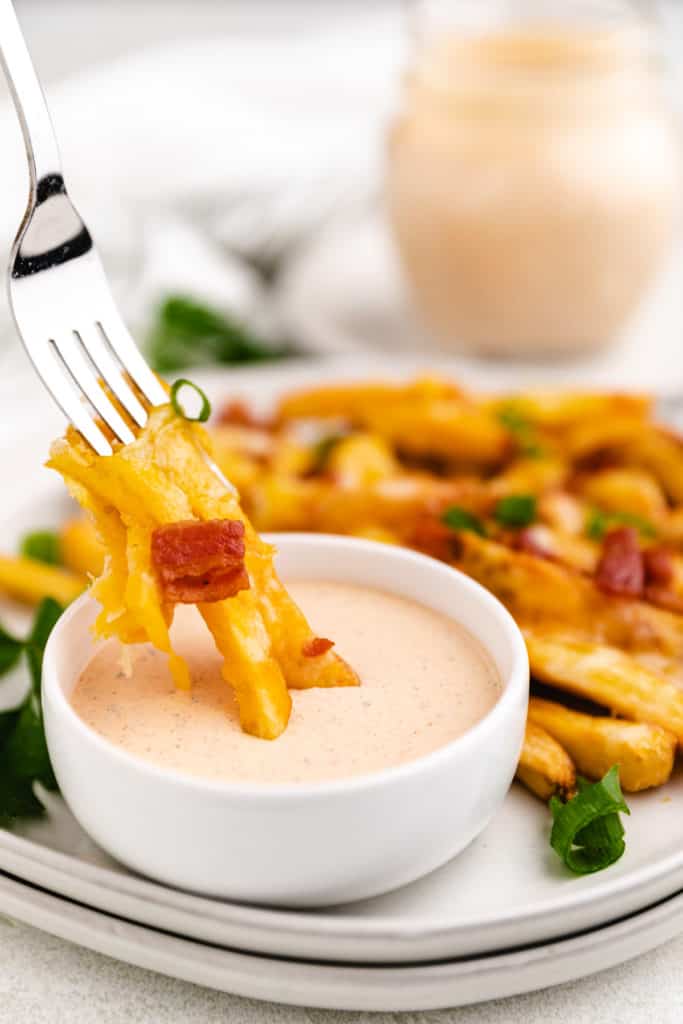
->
<box><xmin>494</xmin><ymin>494</ymin><xmax>537</xmax><ymax>528</ymax></box>
<box><xmin>441</xmin><ymin>506</ymin><xmax>488</xmax><ymax>537</ymax></box>
<box><xmin>586</xmin><ymin>509</ymin><xmax>656</xmax><ymax>541</ymax></box>
<box><xmin>497</xmin><ymin>403</ymin><xmax>544</xmax><ymax>459</ymax></box>
<box><xmin>549</xmin><ymin>766</ymin><xmax>630</xmax><ymax>875</ymax></box>
<box><xmin>147</xmin><ymin>295</ymin><xmax>290</xmax><ymax>373</ymax></box>
<box><xmin>20</xmin><ymin>530</ymin><xmax>61</xmax><ymax>566</ymax></box>
<box><xmin>170</xmin><ymin>379</ymin><xmax>212</xmax><ymax>423</ymax></box>
<box><xmin>310</xmin><ymin>434</ymin><xmax>346</xmax><ymax>474</ymax></box>
<box><xmin>0</xmin><ymin>598</ymin><xmax>63</xmax><ymax>826</ymax></box>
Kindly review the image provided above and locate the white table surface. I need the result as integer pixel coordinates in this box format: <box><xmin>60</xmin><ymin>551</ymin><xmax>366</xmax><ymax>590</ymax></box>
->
<box><xmin>1</xmin><ymin>2</ymin><xmax>682</xmax><ymax>1019</ymax></box>
<box><xmin>0</xmin><ymin>919</ymin><xmax>681</xmax><ymax>1024</ymax></box>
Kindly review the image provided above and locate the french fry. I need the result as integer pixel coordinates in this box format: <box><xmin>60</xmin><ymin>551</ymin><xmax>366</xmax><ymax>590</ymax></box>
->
<box><xmin>486</xmin><ymin>392</ymin><xmax>650</xmax><ymax>431</ymax></box>
<box><xmin>362</xmin><ymin>398</ymin><xmax>511</xmax><ymax>468</ymax></box>
<box><xmin>60</xmin><ymin>517</ymin><xmax>105</xmax><ymax>578</ymax></box>
<box><xmin>516</xmin><ymin>721</ymin><xmax>576</xmax><ymax>801</ymax></box>
<box><xmin>0</xmin><ymin>554</ymin><xmax>85</xmax><ymax>606</ymax></box>
<box><xmin>326</xmin><ymin>433</ymin><xmax>398</xmax><ymax>487</ymax></box>
<box><xmin>528</xmin><ymin>697</ymin><xmax>676</xmax><ymax>792</ymax></box>
<box><xmin>574</xmin><ymin>468</ymin><xmax>667</xmax><ymax>523</ymax></box>
<box><xmin>278</xmin><ymin>376</ymin><xmax>461</xmax><ymax>421</ymax></box>
<box><xmin>452</xmin><ymin>532</ymin><xmax>683</xmax><ymax>660</ymax></box>
<box><xmin>525</xmin><ymin>632</ymin><xmax>683</xmax><ymax>744</ymax></box>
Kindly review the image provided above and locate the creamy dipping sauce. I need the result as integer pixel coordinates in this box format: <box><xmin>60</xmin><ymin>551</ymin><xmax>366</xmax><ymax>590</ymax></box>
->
<box><xmin>71</xmin><ymin>581</ymin><xmax>501</xmax><ymax>784</ymax></box>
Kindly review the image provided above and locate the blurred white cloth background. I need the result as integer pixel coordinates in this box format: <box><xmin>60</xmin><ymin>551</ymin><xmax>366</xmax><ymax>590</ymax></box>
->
<box><xmin>0</xmin><ymin>2</ymin><xmax>405</xmax><ymax>352</ymax></box>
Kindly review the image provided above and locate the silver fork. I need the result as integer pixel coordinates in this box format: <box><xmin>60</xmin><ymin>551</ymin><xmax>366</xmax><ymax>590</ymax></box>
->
<box><xmin>0</xmin><ymin>0</ymin><xmax>167</xmax><ymax>455</ymax></box>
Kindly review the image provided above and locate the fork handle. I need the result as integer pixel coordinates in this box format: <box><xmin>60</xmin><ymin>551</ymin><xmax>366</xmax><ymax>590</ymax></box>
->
<box><xmin>0</xmin><ymin>0</ymin><xmax>61</xmax><ymax>200</ymax></box>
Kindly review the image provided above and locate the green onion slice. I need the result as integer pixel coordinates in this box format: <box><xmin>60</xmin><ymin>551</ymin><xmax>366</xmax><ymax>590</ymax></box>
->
<box><xmin>550</xmin><ymin>766</ymin><xmax>630</xmax><ymax>875</ymax></box>
<box><xmin>586</xmin><ymin>509</ymin><xmax>656</xmax><ymax>541</ymax></box>
<box><xmin>494</xmin><ymin>494</ymin><xmax>537</xmax><ymax>528</ymax></box>
<box><xmin>170</xmin><ymin>379</ymin><xmax>212</xmax><ymax>423</ymax></box>
<box><xmin>20</xmin><ymin>530</ymin><xmax>61</xmax><ymax>566</ymax></box>
<box><xmin>441</xmin><ymin>506</ymin><xmax>487</xmax><ymax>537</ymax></box>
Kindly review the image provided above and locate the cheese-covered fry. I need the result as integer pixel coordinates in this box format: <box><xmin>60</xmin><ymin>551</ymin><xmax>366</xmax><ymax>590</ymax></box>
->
<box><xmin>525</xmin><ymin>633</ymin><xmax>683</xmax><ymax>745</ymax></box>
<box><xmin>516</xmin><ymin>721</ymin><xmax>576</xmax><ymax>801</ymax></box>
<box><xmin>528</xmin><ymin>697</ymin><xmax>676</xmax><ymax>792</ymax></box>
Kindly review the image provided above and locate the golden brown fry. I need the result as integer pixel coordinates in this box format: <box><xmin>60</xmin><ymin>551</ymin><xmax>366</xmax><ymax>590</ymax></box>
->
<box><xmin>277</xmin><ymin>376</ymin><xmax>460</xmax><ymax>421</ymax></box>
<box><xmin>525</xmin><ymin>632</ymin><xmax>683</xmax><ymax>745</ymax></box>
<box><xmin>490</xmin><ymin>457</ymin><xmax>568</xmax><ymax>498</ymax></box>
<box><xmin>247</xmin><ymin>472</ymin><xmax>491</xmax><ymax>536</ymax></box>
<box><xmin>528</xmin><ymin>697</ymin><xmax>676</xmax><ymax>792</ymax></box>
<box><xmin>516</xmin><ymin>721</ymin><xmax>576</xmax><ymax>801</ymax></box>
<box><xmin>574</xmin><ymin>468</ymin><xmax>667</xmax><ymax>523</ymax></box>
<box><xmin>326</xmin><ymin>433</ymin><xmax>398</xmax><ymax>487</ymax></box>
<box><xmin>60</xmin><ymin>517</ymin><xmax>105</xmax><ymax>577</ymax></box>
<box><xmin>362</xmin><ymin>398</ymin><xmax>510</xmax><ymax>468</ymax></box>
<box><xmin>0</xmin><ymin>554</ymin><xmax>85</xmax><ymax>606</ymax></box>
<box><xmin>486</xmin><ymin>392</ymin><xmax>650</xmax><ymax>431</ymax></box>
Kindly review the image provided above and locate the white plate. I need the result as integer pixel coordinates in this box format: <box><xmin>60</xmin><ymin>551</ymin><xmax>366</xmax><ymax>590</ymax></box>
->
<box><xmin>0</xmin><ymin>868</ymin><xmax>681</xmax><ymax>1012</ymax></box>
<box><xmin>1</xmin><ymin>359</ymin><xmax>683</xmax><ymax>967</ymax></box>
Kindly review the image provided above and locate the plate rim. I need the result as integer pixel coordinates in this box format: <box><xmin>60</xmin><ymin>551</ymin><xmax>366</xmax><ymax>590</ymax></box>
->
<box><xmin>0</xmin><ymin>867</ymin><xmax>681</xmax><ymax>1011</ymax></box>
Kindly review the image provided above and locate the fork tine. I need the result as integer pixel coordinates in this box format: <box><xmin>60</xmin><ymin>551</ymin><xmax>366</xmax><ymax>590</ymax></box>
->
<box><xmin>77</xmin><ymin>325</ymin><xmax>149</xmax><ymax>427</ymax></box>
<box><xmin>98</xmin><ymin>314</ymin><xmax>168</xmax><ymax>408</ymax></box>
<box><xmin>52</xmin><ymin>334</ymin><xmax>136</xmax><ymax>446</ymax></box>
<box><xmin>28</xmin><ymin>344</ymin><xmax>113</xmax><ymax>456</ymax></box>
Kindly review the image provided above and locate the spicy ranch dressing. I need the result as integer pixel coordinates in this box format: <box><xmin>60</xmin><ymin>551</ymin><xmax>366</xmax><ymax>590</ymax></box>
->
<box><xmin>71</xmin><ymin>580</ymin><xmax>501</xmax><ymax>784</ymax></box>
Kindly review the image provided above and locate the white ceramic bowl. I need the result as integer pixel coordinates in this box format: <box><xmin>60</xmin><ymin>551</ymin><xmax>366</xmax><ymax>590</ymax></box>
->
<box><xmin>43</xmin><ymin>534</ymin><xmax>528</xmax><ymax>908</ymax></box>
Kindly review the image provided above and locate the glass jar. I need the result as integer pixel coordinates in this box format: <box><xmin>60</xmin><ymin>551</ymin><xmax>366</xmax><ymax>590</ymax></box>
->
<box><xmin>386</xmin><ymin>0</ymin><xmax>681</xmax><ymax>357</ymax></box>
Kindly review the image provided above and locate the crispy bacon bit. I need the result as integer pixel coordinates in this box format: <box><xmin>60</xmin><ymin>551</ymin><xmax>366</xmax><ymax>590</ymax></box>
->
<box><xmin>151</xmin><ymin>520</ymin><xmax>250</xmax><ymax>604</ymax></box>
<box><xmin>302</xmin><ymin>637</ymin><xmax>335</xmax><ymax>658</ymax></box>
<box><xmin>595</xmin><ymin>526</ymin><xmax>644</xmax><ymax>598</ymax></box>
<box><xmin>643</xmin><ymin>546</ymin><xmax>674</xmax><ymax>587</ymax></box>
<box><xmin>411</xmin><ymin>517</ymin><xmax>458</xmax><ymax>562</ymax></box>
<box><xmin>217</xmin><ymin>399</ymin><xmax>274</xmax><ymax>430</ymax></box>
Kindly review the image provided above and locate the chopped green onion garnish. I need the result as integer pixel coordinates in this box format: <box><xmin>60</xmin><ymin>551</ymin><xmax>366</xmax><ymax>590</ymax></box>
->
<box><xmin>441</xmin><ymin>506</ymin><xmax>487</xmax><ymax>537</ymax></box>
<box><xmin>496</xmin><ymin>404</ymin><xmax>544</xmax><ymax>459</ymax></box>
<box><xmin>586</xmin><ymin>509</ymin><xmax>656</xmax><ymax>541</ymax></box>
<box><xmin>311</xmin><ymin>434</ymin><xmax>346</xmax><ymax>474</ymax></box>
<box><xmin>494</xmin><ymin>494</ymin><xmax>537</xmax><ymax>528</ymax></box>
<box><xmin>170</xmin><ymin>379</ymin><xmax>212</xmax><ymax>423</ymax></box>
<box><xmin>549</xmin><ymin>766</ymin><xmax>630</xmax><ymax>875</ymax></box>
<box><xmin>20</xmin><ymin>530</ymin><xmax>61</xmax><ymax>566</ymax></box>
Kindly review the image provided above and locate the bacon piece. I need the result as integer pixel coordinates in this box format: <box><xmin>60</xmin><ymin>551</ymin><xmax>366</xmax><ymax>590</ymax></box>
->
<box><xmin>595</xmin><ymin>526</ymin><xmax>644</xmax><ymax>598</ymax></box>
<box><xmin>643</xmin><ymin>546</ymin><xmax>674</xmax><ymax>587</ymax></box>
<box><xmin>217</xmin><ymin>399</ymin><xmax>274</xmax><ymax>430</ymax></box>
<box><xmin>411</xmin><ymin>517</ymin><xmax>459</xmax><ymax>562</ymax></box>
<box><xmin>302</xmin><ymin>637</ymin><xmax>335</xmax><ymax>658</ymax></box>
<box><xmin>151</xmin><ymin>520</ymin><xmax>250</xmax><ymax>604</ymax></box>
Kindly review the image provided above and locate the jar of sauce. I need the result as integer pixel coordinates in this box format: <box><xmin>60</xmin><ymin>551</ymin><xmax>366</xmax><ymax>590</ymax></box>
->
<box><xmin>386</xmin><ymin>0</ymin><xmax>681</xmax><ymax>357</ymax></box>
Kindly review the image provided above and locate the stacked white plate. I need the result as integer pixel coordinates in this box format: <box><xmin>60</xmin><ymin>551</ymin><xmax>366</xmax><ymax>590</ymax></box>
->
<box><xmin>1</xmin><ymin>359</ymin><xmax>682</xmax><ymax>1012</ymax></box>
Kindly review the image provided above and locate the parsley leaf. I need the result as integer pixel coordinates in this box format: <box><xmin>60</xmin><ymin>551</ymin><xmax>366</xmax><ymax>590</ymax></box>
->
<box><xmin>147</xmin><ymin>295</ymin><xmax>291</xmax><ymax>373</ymax></box>
<box><xmin>0</xmin><ymin>624</ymin><xmax>23</xmax><ymax>676</ymax></box>
<box><xmin>0</xmin><ymin>598</ymin><xmax>64</xmax><ymax>825</ymax></box>
<box><xmin>441</xmin><ymin>506</ymin><xmax>488</xmax><ymax>537</ymax></box>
